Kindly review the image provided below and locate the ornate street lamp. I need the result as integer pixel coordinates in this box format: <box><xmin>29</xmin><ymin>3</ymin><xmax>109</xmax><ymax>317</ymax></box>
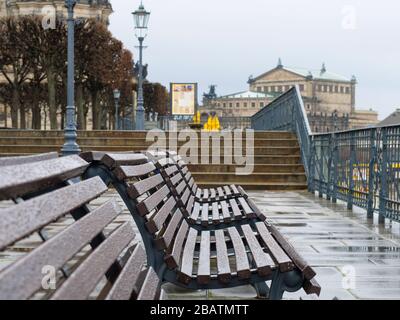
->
<box><xmin>113</xmin><ymin>89</ymin><xmax>121</xmax><ymax>130</ymax></box>
<box><xmin>132</xmin><ymin>1</ymin><xmax>150</xmax><ymax>131</ymax></box>
<box><xmin>62</xmin><ymin>0</ymin><xmax>81</xmax><ymax>155</ymax></box>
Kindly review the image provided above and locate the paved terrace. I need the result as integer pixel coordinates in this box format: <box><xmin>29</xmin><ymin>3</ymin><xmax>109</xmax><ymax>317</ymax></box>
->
<box><xmin>1</xmin><ymin>189</ymin><xmax>399</xmax><ymax>300</ymax></box>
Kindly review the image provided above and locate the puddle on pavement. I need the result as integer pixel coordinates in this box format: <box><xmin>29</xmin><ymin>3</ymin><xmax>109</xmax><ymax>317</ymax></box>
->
<box><xmin>315</xmin><ymin>246</ymin><xmax>400</xmax><ymax>253</ymax></box>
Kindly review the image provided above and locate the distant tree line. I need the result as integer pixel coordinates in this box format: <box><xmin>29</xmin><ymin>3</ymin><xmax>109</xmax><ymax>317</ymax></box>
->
<box><xmin>0</xmin><ymin>16</ymin><xmax>169</xmax><ymax>130</ymax></box>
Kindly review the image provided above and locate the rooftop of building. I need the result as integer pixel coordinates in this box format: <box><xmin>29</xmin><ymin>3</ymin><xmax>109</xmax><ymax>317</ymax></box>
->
<box><xmin>251</xmin><ymin>59</ymin><xmax>355</xmax><ymax>83</ymax></box>
<box><xmin>379</xmin><ymin>109</ymin><xmax>400</xmax><ymax>127</ymax></box>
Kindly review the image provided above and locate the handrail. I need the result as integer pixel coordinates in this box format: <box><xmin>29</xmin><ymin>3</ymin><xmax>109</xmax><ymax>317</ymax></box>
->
<box><xmin>252</xmin><ymin>86</ymin><xmax>312</xmax><ymax>180</ymax></box>
<box><xmin>251</xmin><ymin>86</ymin><xmax>400</xmax><ymax>224</ymax></box>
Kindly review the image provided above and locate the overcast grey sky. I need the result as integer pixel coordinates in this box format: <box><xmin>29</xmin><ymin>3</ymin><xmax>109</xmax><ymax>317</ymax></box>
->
<box><xmin>109</xmin><ymin>0</ymin><xmax>399</xmax><ymax>120</ymax></box>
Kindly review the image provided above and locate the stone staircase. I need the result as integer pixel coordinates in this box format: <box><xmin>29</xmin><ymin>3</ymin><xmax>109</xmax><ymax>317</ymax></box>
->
<box><xmin>0</xmin><ymin>130</ymin><xmax>307</xmax><ymax>190</ymax></box>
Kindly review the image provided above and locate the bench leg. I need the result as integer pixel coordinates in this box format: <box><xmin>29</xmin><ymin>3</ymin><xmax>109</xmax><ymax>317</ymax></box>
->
<box><xmin>269</xmin><ymin>273</ymin><xmax>285</xmax><ymax>300</ymax></box>
<box><xmin>252</xmin><ymin>282</ymin><xmax>270</xmax><ymax>299</ymax></box>
<box><xmin>270</xmin><ymin>270</ymin><xmax>304</xmax><ymax>300</ymax></box>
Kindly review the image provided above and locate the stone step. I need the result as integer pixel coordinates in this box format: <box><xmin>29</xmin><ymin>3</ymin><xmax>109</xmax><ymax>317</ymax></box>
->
<box><xmin>0</xmin><ymin>130</ymin><xmax>297</xmax><ymax>139</ymax></box>
<box><xmin>0</xmin><ymin>137</ymin><xmax>299</xmax><ymax>147</ymax></box>
<box><xmin>192</xmin><ymin>172</ymin><xmax>307</xmax><ymax>184</ymax></box>
<box><xmin>0</xmin><ymin>145</ymin><xmax>301</xmax><ymax>156</ymax></box>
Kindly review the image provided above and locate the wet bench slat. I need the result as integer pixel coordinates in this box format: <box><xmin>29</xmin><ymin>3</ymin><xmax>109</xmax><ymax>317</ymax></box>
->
<box><xmin>0</xmin><ymin>177</ymin><xmax>107</xmax><ymax>250</ymax></box>
<box><xmin>137</xmin><ymin>268</ymin><xmax>162</xmax><ymax>300</ymax></box>
<box><xmin>101</xmin><ymin>153</ymin><xmax>148</xmax><ymax>169</ymax></box>
<box><xmin>128</xmin><ymin>174</ymin><xmax>164</xmax><ymax>198</ymax></box>
<box><xmin>178</xmin><ymin>228</ymin><xmax>198</xmax><ymax>284</ymax></box>
<box><xmin>114</xmin><ymin>162</ymin><xmax>157</xmax><ymax>180</ymax></box>
<box><xmin>52</xmin><ymin>222</ymin><xmax>136</xmax><ymax>300</ymax></box>
<box><xmin>227</xmin><ymin>227</ymin><xmax>251</xmax><ymax>279</ymax></box>
<box><xmin>166</xmin><ymin>220</ymin><xmax>189</xmax><ymax>269</ymax></box>
<box><xmin>0</xmin><ymin>152</ymin><xmax>58</xmax><ymax>167</ymax></box>
<box><xmin>0</xmin><ymin>155</ymin><xmax>88</xmax><ymax>201</ymax></box>
<box><xmin>201</xmin><ymin>203</ymin><xmax>210</xmax><ymax>226</ymax></box>
<box><xmin>136</xmin><ymin>185</ymin><xmax>170</xmax><ymax>216</ymax></box>
<box><xmin>255</xmin><ymin>222</ymin><xmax>294</xmax><ymax>272</ymax></box>
<box><xmin>241</xmin><ymin>225</ymin><xmax>274</xmax><ymax>277</ymax></box>
<box><xmin>212</xmin><ymin>202</ymin><xmax>220</xmax><ymax>224</ymax></box>
<box><xmin>221</xmin><ymin>201</ymin><xmax>231</xmax><ymax>223</ymax></box>
<box><xmin>146</xmin><ymin>197</ymin><xmax>176</xmax><ymax>234</ymax></box>
<box><xmin>106</xmin><ymin>244</ymin><xmax>147</xmax><ymax>300</ymax></box>
<box><xmin>190</xmin><ymin>202</ymin><xmax>201</xmax><ymax>223</ymax></box>
<box><xmin>215</xmin><ymin>229</ymin><xmax>231</xmax><ymax>284</ymax></box>
<box><xmin>197</xmin><ymin>231</ymin><xmax>211</xmax><ymax>284</ymax></box>
<box><xmin>160</xmin><ymin>209</ymin><xmax>183</xmax><ymax>250</ymax></box>
<box><xmin>229</xmin><ymin>199</ymin><xmax>243</xmax><ymax>220</ymax></box>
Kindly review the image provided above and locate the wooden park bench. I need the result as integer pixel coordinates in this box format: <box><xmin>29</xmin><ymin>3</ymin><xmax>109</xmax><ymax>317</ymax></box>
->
<box><xmin>81</xmin><ymin>151</ymin><xmax>321</xmax><ymax>299</ymax></box>
<box><xmin>0</xmin><ymin>154</ymin><xmax>162</xmax><ymax>300</ymax></box>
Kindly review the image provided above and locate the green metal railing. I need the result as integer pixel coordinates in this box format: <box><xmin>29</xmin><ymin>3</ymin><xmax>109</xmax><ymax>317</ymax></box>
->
<box><xmin>251</xmin><ymin>86</ymin><xmax>400</xmax><ymax>223</ymax></box>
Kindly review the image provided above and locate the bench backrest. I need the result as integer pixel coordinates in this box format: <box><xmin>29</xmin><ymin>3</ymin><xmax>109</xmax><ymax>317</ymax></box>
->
<box><xmin>0</xmin><ymin>155</ymin><xmax>161</xmax><ymax>300</ymax></box>
<box><xmin>82</xmin><ymin>151</ymin><xmax>197</xmax><ymax>273</ymax></box>
<box><xmin>145</xmin><ymin>151</ymin><xmax>196</xmax><ymax>221</ymax></box>
<box><xmin>0</xmin><ymin>152</ymin><xmax>58</xmax><ymax>167</ymax></box>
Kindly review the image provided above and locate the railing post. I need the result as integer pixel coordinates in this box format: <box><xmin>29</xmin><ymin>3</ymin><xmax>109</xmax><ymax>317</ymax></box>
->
<box><xmin>331</xmin><ymin>133</ymin><xmax>339</xmax><ymax>203</ymax></box>
<box><xmin>319</xmin><ymin>139</ymin><xmax>324</xmax><ymax>198</ymax></box>
<box><xmin>327</xmin><ymin>134</ymin><xmax>333</xmax><ymax>201</ymax></box>
<box><xmin>332</xmin><ymin>132</ymin><xmax>338</xmax><ymax>203</ymax></box>
<box><xmin>379</xmin><ymin>128</ymin><xmax>388</xmax><ymax>224</ymax></box>
<box><xmin>347</xmin><ymin>132</ymin><xmax>355</xmax><ymax>210</ymax></box>
<box><xmin>326</xmin><ymin>133</ymin><xmax>335</xmax><ymax>201</ymax></box>
<box><xmin>308</xmin><ymin>136</ymin><xmax>315</xmax><ymax>193</ymax></box>
<box><xmin>367</xmin><ymin>129</ymin><xmax>376</xmax><ymax>219</ymax></box>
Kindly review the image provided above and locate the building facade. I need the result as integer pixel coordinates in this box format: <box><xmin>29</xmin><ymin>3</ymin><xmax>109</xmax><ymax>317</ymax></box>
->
<box><xmin>248</xmin><ymin>59</ymin><xmax>379</xmax><ymax>132</ymax></box>
<box><xmin>0</xmin><ymin>0</ymin><xmax>113</xmax><ymax>24</ymax></box>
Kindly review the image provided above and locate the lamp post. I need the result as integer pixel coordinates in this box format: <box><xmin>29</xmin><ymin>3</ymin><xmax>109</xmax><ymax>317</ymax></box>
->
<box><xmin>132</xmin><ymin>2</ymin><xmax>150</xmax><ymax>131</ymax></box>
<box><xmin>113</xmin><ymin>89</ymin><xmax>121</xmax><ymax>130</ymax></box>
<box><xmin>62</xmin><ymin>0</ymin><xmax>80</xmax><ymax>156</ymax></box>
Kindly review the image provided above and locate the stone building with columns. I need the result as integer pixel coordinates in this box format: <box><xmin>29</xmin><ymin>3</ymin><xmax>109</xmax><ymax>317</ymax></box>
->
<box><xmin>248</xmin><ymin>59</ymin><xmax>379</xmax><ymax>132</ymax></box>
<box><xmin>0</xmin><ymin>0</ymin><xmax>112</xmax><ymax>24</ymax></box>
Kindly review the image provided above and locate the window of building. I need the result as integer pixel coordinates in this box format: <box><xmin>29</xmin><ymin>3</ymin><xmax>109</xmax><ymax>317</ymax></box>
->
<box><xmin>260</xmin><ymin>102</ymin><xmax>263</xmax><ymax>108</ymax></box>
<box><xmin>324</xmin><ymin>85</ymin><xmax>328</xmax><ymax>92</ymax></box>
<box><xmin>244</xmin><ymin>102</ymin><xmax>248</xmax><ymax>108</ymax></box>
<box><xmin>223</xmin><ymin>103</ymin><xmax>226</xmax><ymax>108</ymax></box>
<box><xmin>345</xmin><ymin>87</ymin><xmax>350</xmax><ymax>94</ymax></box>
<box><xmin>299</xmin><ymin>84</ymin><xmax>305</xmax><ymax>91</ymax></box>
<box><xmin>340</xmin><ymin>86</ymin><xmax>344</xmax><ymax>93</ymax></box>
<box><xmin>229</xmin><ymin>103</ymin><xmax>233</xmax><ymax>108</ymax></box>
<box><xmin>307</xmin><ymin>104</ymin><xmax>311</xmax><ymax>110</ymax></box>
<box><xmin>335</xmin><ymin>86</ymin><xmax>339</xmax><ymax>93</ymax></box>
<box><xmin>236</xmin><ymin>102</ymin><xmax>240</xmax><ymax>108</ymax></box>
<box><xmin>263</xmin><ymin>86</ymin><xmax>268</xmax><ymax>92</ymax></box>
<box><xmin>257</xmin><ymin>87</ymin><xmax>262</xmax><ymax>92</ymax></box>
<box><xmin>318</xmin><ymin>85</ymin><xmax>322</xmax><ymax>91</ymax></box>
<box><xmin>251</xmin><ymin>102</ymin><xmax>256</xmax><ymax>108</ymax></box>
<box><xmin>329</xmin><ymin>85</ymin><xmax>333</xmax><ymax>92</ymax></box>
